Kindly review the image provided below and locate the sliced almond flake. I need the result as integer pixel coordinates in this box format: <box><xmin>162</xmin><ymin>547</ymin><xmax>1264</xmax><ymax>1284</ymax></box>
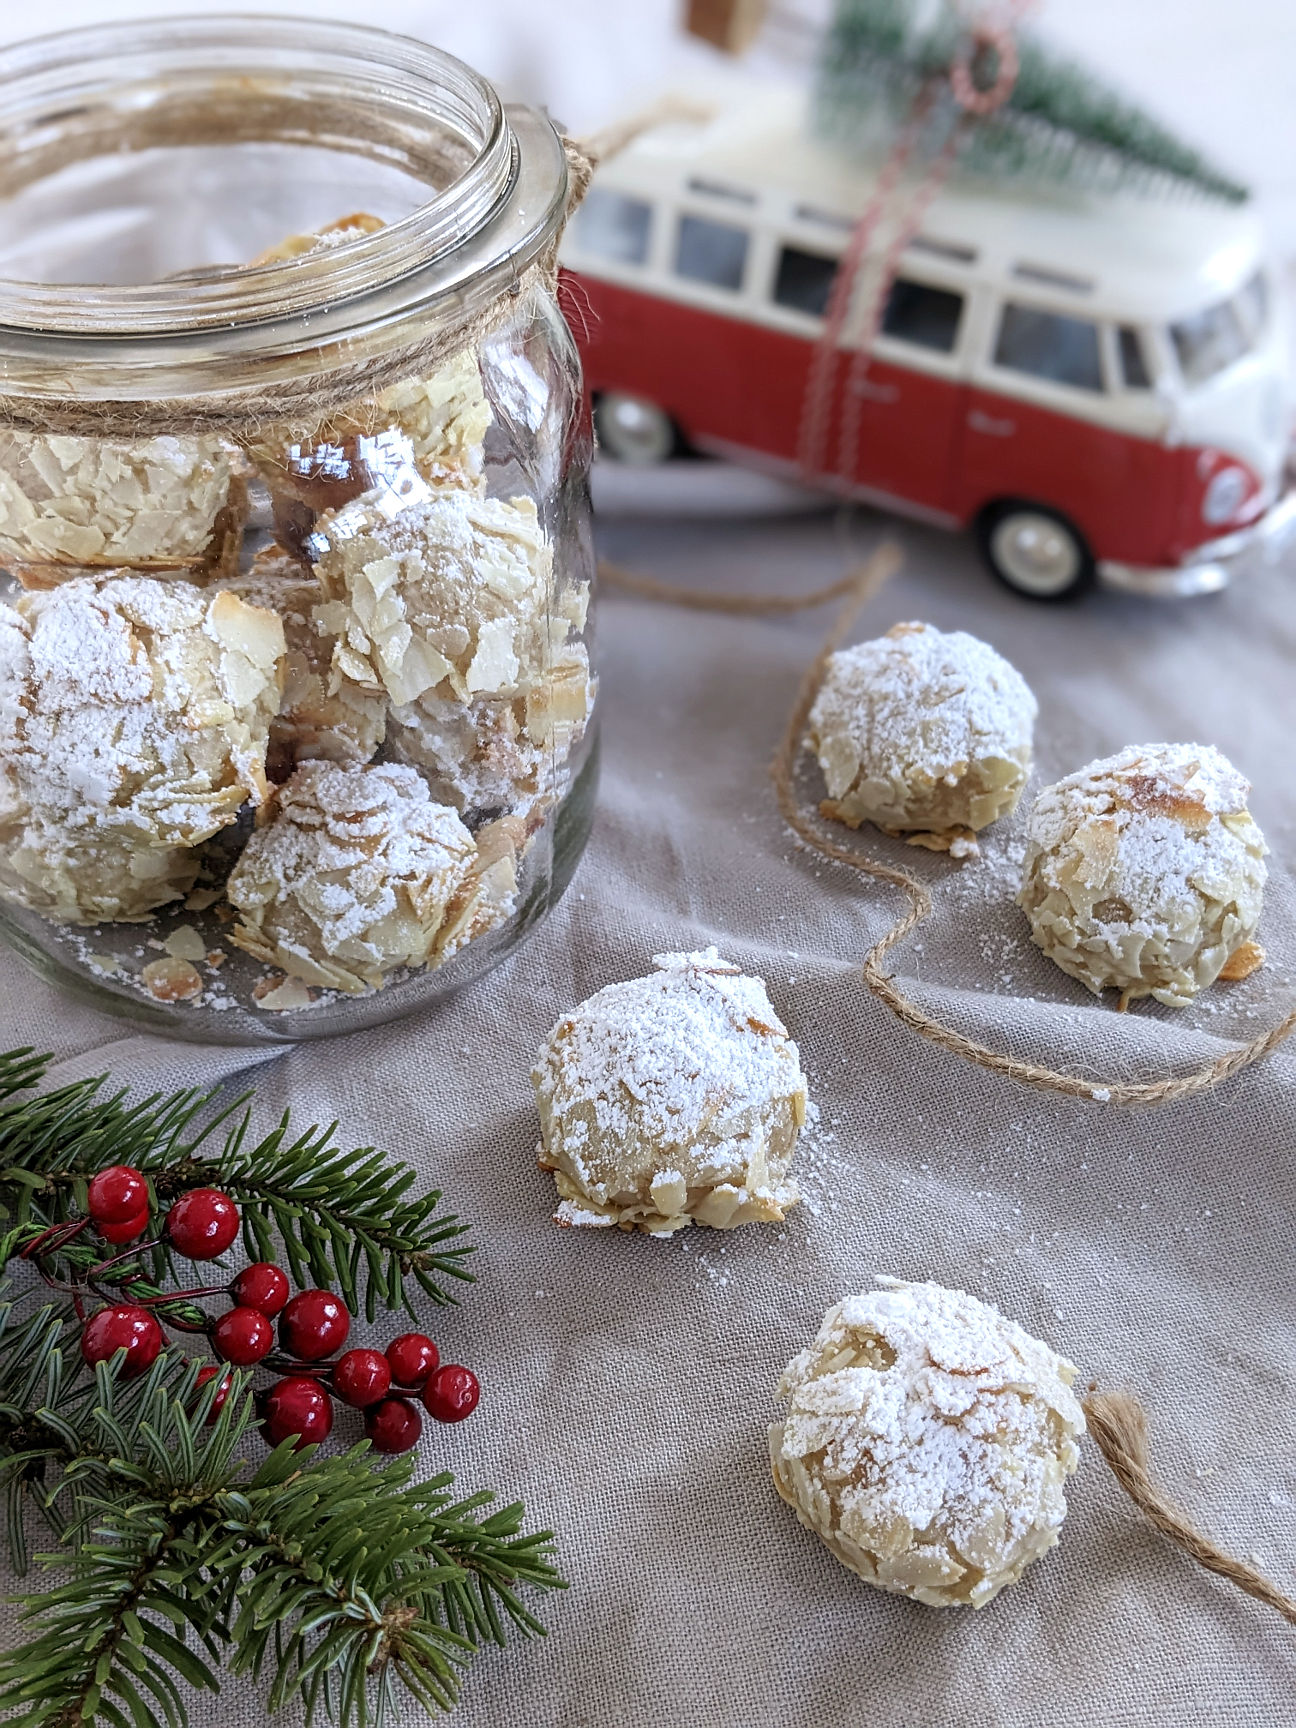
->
<box><xmin>253</xmin><ymin>975</ymin><xmax>316</xmax><ymax>1011</ymax></box>
<box><xmin>163</xmin><ymin>925</ymin><xmax>207</xmax><ymax>962</ymax></box>
<box><xmin>141</xmin><ymin>957</ymin><xmax>203</xmax><ymax>1002</ymax></box>
<box><xmin>1218</xmin><ymin>939</ymin><xmax>1265</xmax><ymax>982</ymax></box>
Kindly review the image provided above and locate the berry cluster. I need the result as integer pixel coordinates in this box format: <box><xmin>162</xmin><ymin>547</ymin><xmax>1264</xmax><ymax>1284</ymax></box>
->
<box><xmin>77</xmin><ymin>1166</ymin><xmax>480</xmax><ymax>1455</ymax></box>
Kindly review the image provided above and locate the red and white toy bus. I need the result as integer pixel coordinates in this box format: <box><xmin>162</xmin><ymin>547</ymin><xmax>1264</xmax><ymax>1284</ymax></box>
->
<box><xmin>561</xmin><ymin>88</ymin><xmax>1296</xmax><ymax>601</ymax></box>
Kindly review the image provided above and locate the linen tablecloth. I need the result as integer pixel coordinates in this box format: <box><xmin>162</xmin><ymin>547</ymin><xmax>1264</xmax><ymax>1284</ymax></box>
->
<box><xmin>1</xmin><ymin>475</ymin><xmax>1293</xmax><ymax>1726</ymax></box>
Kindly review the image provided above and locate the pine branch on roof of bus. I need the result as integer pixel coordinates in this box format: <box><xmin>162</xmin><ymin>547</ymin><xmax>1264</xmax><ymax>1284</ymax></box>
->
<box><xmin>816</xmin><ymin>0</ymin><xmax>1249</xmax><ymax>205</ymax></box>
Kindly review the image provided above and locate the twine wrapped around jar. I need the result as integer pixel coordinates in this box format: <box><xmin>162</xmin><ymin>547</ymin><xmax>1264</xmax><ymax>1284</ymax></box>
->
<box><xmin>0</xmin><ymin>107</ymin><xmax>595</xmax><ymax>442</ymax></box>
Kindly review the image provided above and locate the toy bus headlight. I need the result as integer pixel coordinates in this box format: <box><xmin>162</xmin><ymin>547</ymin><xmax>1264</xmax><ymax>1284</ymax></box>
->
<box><xmin>1202</xmin><ymin>465</ymin><xmax>1249</xmax><ymax>525</ymax></box>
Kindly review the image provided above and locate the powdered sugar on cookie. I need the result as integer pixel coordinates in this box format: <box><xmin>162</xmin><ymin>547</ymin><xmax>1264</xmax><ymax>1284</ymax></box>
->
<box><xmin>807</xmin><ymin>622</ymin><xmax>1036</xmax><ymax>843</ymax></box>
<box><xmin>533</xmin><ymin>948</ymin><xmax>807</xmax><ymax>1234</ymax></box>
<box><xmin>770</xmin><ymin>1279</ymin><xmax>1084</xmax><ymax>1607</ymax></box>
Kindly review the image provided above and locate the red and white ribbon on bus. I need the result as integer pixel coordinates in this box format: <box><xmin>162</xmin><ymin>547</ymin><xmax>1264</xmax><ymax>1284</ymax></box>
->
<box><xmin>796</xmin><ymin>2</ymin><xmax>1031</xmax><ymax>489</ymax></box>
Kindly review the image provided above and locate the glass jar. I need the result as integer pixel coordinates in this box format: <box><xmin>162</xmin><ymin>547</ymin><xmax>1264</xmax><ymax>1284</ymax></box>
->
<box><xmin>0</xmin><ymin>16</ymin><xmax>598</xmax><ymax>1044</ymax></box>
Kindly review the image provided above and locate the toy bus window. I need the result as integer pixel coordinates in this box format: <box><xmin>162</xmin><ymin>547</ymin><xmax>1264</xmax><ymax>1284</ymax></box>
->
<box><xmin>773</xmin><ymin>245</ymin><xmax>837</xmax><ymax>317</ymax></box>
<box><xmin>1170</xmin><ymin>297</ymin><xmax>1247</xmax><ymax>385</ymax></box>
<box><xmin>675</xmin><ymin>214</ymin><xmax>749</xmax><ymax>291</ymax></box>
<box><xmin>994</xmin><ymin>304</ymin><xmax>1103</xmax><ymax>391</ymax></box>
<box><xmin>572</xmin><ymin>188</ymin><xmax>652</xmax><ymax>267</ymax></box>
<box><xmin>1235</xmin><ymin>271</ymin><xmax>1269</xmax><ymax>341</ymax></box>
<box><xmin>1118</xmin><ymin>327</ymin><xmax>1152</xmax><ymax>389</ymax></box>
<box><xmin>880</xmin><ymin>279</ymin><xmax>964</xmax><ymax>352</ymax></box>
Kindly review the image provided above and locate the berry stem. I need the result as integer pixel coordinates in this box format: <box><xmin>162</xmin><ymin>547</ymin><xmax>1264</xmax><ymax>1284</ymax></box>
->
<box><xmin>35</xmin><ymin>1265</ymin><xmax>88</xmax><ymax>1300</ymax></box>
<box><xmin>261</xmin><ymin>1353</ymin><xmax>337</xmax><ymax>1383</ymax></box>
<box><xmin>88</xmin><ymin>1236</ymin><xmax>164</xmax><ymax>1275</ymax></box>
<box><xmin>19</xmin><ymin>1216</ymin><xmax>90</xmax><ymax>1260</ymax></box>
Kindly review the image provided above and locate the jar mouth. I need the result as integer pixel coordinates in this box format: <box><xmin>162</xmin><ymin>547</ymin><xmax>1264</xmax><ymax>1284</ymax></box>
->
<box><xmin>0</xmin><ymin>14</ymin><xmax>517</xmax><ymax>336</ymax></box>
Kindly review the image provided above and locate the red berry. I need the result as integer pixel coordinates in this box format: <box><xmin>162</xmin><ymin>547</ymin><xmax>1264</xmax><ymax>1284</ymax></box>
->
<box><xmin>365</xmin><ymin>1396</ymin><xmax>423</xmax><ymax>1454</ymax></box>
<box><xmin>229</xmin><ymin>1262</ymin><xmax>290</xmax><ymax>1317</ymax></box>
<box><xmin>86</xmin><ymin>1165</ymin><xmax>149</xmax><ymax>1225</ymax></box>
<box><xmin>194</xmin><ymin>1363</ymin><xmax>232</xmax><ymax>1420</ymax></box>
<box><xmin>279</xmin><ymin>1289</ymin><xmax>350</xmax><ymax>1361</ymax></box>
<box><xmin>81</xmin><ymin>1305</ymin><xmax>163</xmax><ymax>1379</ymax></box>
<box><xmin>385</xmin><ymin>1332</ymin><xmax>439</xmax><ymax>1388</ymax></box>
<box><xmin>422</xmin><ymin>1364</ymin><xmax>479</xmax><ymax>1424</ymax></box>
<box><xmin>333</xmin><ymin>1348</ymin><xmax>392</xmax><ymax>1409</ymax></box>
<box><xmin>97</xmin><ymin>1205</ymin><xmax>151</xmax><ymax>1245</ymax></box>
<box><xmin>167</xmin><ymin>1188</ymin><xmax>240</xmax><ymax>1260</ymax></box>
<box><xmin>212</xmin><ymin>1306</ymin><xmax>273</xmax><ymax>1366</ymax></box>
<box><xmin>262</xmin><ymin>1376</ymin><xmax>333</xmax><ymax>1450</ymax></box>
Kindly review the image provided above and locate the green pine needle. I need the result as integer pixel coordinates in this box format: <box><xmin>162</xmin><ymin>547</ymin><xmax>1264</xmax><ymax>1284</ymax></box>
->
<box><xmin>0</xmin><ymin>1051</ymin><xmax>564</xmax><ymax>1726</ymax></box>
<box><xmin>0</xmin><ymin>1053</ymin><xmax>474</xmax><ymax>1315</ymax></box>
<box><xmin>818</xmin><ymin>0</ymin><xmax>1249</xmax><ymax>204</ymax></box>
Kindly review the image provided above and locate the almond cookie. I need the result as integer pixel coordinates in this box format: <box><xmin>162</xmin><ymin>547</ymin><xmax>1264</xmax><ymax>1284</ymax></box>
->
<box><xmin>311</xmin><ymin>485</ymin><xmax>554</xmax><ymax>710</ymax></box>
<box><xmin>388</xmin><ymin>639</ymin><xmax>594</xmax><ymax>823</ymax></box>
<box><xmin>226</xmin><ymin>548</ymin><xmax>386</xmax><ymax>776</ymax></box>
<box><xmin>225</xmin><ymin>761</ymin><xmax>487</xmax><ymax>994</ymax></box>
<box><xmin>241</xmin><ymin>217</ymin><xmax>491</xmax><ymax>556</ymax></box>
<box><xmin>1017</xmin><ymin>742</ymin><xmax>1267</xmax><ymax>1008</ymax></box>
<box><xmin>770</xmin><ymin>1280</ymin><xmax>1085</xmax><ymax>1607</ymax></box>
<box><xmin>0</xmin><ymin>431</ymin><xmax>244</xmax><ymax>583</ymax></box>
<box><xmin>0</xmin><ymin>575</ymin><xmax>283</xmax><ymax>922</ymax></box>
<box><xmin>807</xmin><ymin>622</ymin><xmax>1036</xmax><ymax>852</ymax></box>
<box><xmin>532</xmin><ymin>948</ymin><xmax>806</xmax><ymax>1233</ymax></box>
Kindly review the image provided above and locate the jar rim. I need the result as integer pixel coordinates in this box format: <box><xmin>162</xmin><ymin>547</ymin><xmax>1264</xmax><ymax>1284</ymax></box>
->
<box><xmin>0</xmin><ymin>13</ymin><xmax>537</xmax><ymax>338</ymax></box>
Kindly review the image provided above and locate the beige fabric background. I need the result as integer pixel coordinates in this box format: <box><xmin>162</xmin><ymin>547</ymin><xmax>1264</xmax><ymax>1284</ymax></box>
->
<box><xmin>0</xmin><ymin>476</ymin><xmax>1292</xmax><ymax>1725</ymax></box>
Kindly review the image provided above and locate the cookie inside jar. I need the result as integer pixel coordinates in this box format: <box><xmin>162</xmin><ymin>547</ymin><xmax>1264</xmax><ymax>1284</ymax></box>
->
<box><xmin>0</xmin><ymin>63</ymin><xmax>596</xmax><ymax>1045</ymax></box>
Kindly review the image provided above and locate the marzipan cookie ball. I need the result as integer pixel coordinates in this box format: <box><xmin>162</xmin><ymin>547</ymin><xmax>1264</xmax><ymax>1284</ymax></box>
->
<box><xmin>0</xmin><ymin>814</ymin><xmax>199</xmax><ymax>926</ymax></box>
<box><xmin>247</xmin><ymin>211</ymin><xmax>386</xmax><ymax>265</ymax></box>
<box><xmin>1017</xmin><ymin>742</ymin><xmax>1267</xmax><ymax>1008</ymax></box>
<box><xmin>770</xmin><ymin>1280</ymin><xmax>1085</xmax><ymax>1608</ymax></box>
<box><xmin>311</xmin><ymin>486</ymin><xmax>553</xmax><ymax>709</ymax></box>
<box><xmin>227</xmin><ymin>548</ymin><xmax>386</xmax><ymax>776</ymax></box>
<box><xmin>226</xmin><ymin>761</ymin><xmax>490</xmax><ymax>994</ymax></box>
<box><xmin>249</xmin><ymin>356</ymin><xmax>493</xmax><ymax>558</ymax></box>
<box><xmin>0</xmin><ymin>575</ymin><xmax>284</xmax><ymax>922</ymax></box>
<box><xmin>387</xmin><ymin>640</ymin><xmax>594</xmax><ymax>824</ymax></box>
<box><xmin>532</xmin><ymin>948</ymin><xmax>807</xmax><ymax>1234</ymax></box>
<box><xmin>0</xmin><ymin>431</ymin><xmax>244</xmax><ymax>582</ymax></box>
<box><xmin>806</xmin><ymin>622</ymin><xmax>1036</xmax><ymax>853</ymax></box>
<box><xmin>243</xmin><ymin>218</ymin><xmax>491</xmax><ymax>552</ymax></box>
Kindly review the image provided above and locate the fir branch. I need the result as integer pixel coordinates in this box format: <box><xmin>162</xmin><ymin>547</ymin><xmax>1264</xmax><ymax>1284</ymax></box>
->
<box><xmin>0</xmin><ymin>1507</ymin><xmax>223</xmax><ymax>1728</ymax></box>
<box><xmin>818</xmin><ymin>0</ymin><xmax>1249</xmax><ymax>204</ymax></box>
<box><xmin>0</xmin><ymin>1331</ymin><xmax>564</xmax><ymax>1726</ymax></box>
<box><xmin>0</xmin><ymin>1057</ymin><xmax>474</xmax><ymax>1314</ymax></box>
<box><xmin>0</xmin><ymin>1050</ymin><xmax>562</xmax><ymax>1726</ymax></box>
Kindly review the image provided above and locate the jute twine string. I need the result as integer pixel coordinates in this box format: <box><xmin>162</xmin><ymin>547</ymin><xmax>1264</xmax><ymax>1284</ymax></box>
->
<box><xmin>0</xmin><ymin>129</ymin><xmax>599</xmax><ymax>441</ymax></box>
<box><xmin>746</xmin><ymin>543</ymin><xmax>1296</xmax><ymax>1106</ymax></box>
<box><xmin>597</xmin><ymin>557</ymin><xmax>880</xmax><ymax>616</ymax></box>
<box><xmin>1082</xmin><ymin>1391</ymin><xmax>1296</xmax><ymax>1626</ymax></box>
<box><xmin>603</xmin><ymin>553</ymin><xmax>1296</xmax><ymax>1623</ymax></box>
<box><xmin>603</xmin><ymin>553</ymin><xmax>1296</xmax><ymax>1621</ymax></box>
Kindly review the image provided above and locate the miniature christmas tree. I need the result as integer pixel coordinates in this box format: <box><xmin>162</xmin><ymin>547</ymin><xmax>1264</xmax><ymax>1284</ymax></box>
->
<box><xmin>817</xmin><ymin>0</ymin><xmax>1248</xmax><ymax>202</ymax></box>
<box><xmin>0</xmin><ymin>1049</ymin><xmax>563</xmax><ymax>1725</ymax></box>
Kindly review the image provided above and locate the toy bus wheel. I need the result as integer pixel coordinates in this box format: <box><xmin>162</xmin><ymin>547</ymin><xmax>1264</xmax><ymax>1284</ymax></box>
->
<box><xmin>977</xmin><ymin>503</ymin><xmax>1095</xmax><ymax>602</ymax></box>
<box><xmin>594</xmin><ymin>392</ymin><xmax>677</xmax><ymax>465</ymax></box>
